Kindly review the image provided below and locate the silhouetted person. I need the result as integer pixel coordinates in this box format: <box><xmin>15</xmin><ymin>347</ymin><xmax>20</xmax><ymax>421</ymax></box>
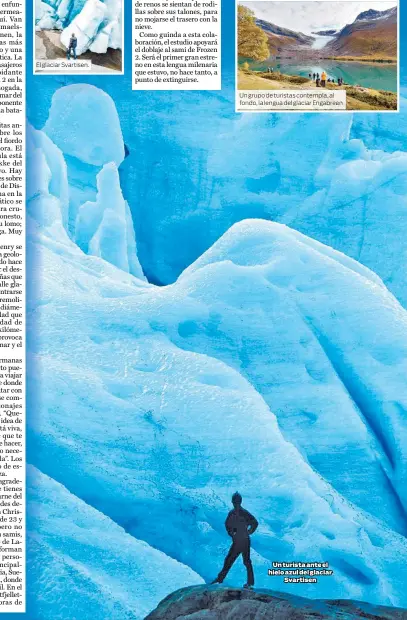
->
<box><xmin>211</xmin><ymin>493</ymin><xmax>258</xmax><ymax>588</ymax></box>
<box><xmin>67</xmin><ymin>33</ymin><xmax>77</xmax><ymax>60</ymax></box>
<box><xmin>313</xmin><ymin>72</ymin><xmax>316</xmax><ymax>80</ymax></box>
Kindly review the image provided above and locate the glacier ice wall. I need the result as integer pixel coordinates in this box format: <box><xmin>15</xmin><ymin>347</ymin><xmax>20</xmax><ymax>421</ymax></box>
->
<box><xmin>116</xmin><ymin>94</ymin><xmax>407</xmax><ymax>308</ymax></box>
<box><xmin>27</xmin><ymin>85</ymin><xmax>145</xmax><ymax>280</ymax></box>
<box><xmin>27</xmin><ymin>467</ymin><xmax>203</xmax><ymax>620</ymax></box>
<box><xmin>76</xmin><ymin>162</ymin><xmax>144</xmax><ymax>278</ymax></box>
<box><xmin>26</xmin><ymin>84</ymin><xmax>407</xmax><ymax>616</ymax></box>
<box><xmin>35</xmin><ymin>0</ymin><xmax>122</xmax><ymax>55</ymax></box>
<box><xmin>28</xmin><ymin>210</ymin><xmax>407</xmax><ymax>610</ymax></box>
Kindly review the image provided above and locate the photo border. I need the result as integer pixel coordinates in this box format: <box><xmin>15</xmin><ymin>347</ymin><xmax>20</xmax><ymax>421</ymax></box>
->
<box><xmin>32</xmin><ymin>0</ymin><xmax>125</xmax><ymax>77</ymax></box>
<box><xmin>235</xmin><ymin>0</ymin><xmax>400</xmax><ymax>113</ymax></box>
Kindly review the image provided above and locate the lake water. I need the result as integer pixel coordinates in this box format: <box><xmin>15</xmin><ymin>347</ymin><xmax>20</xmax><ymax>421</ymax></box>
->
<box><xmin>241</xmin><ymin>58</ymin><xmax>397</xmax><ymax>93</ymax></box>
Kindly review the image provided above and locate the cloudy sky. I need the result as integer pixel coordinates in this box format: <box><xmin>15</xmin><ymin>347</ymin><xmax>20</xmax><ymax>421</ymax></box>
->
<box><xmin>241</xmin><ymin>1</ymin><xmax>397</xmax><ymax>34</ymax></box>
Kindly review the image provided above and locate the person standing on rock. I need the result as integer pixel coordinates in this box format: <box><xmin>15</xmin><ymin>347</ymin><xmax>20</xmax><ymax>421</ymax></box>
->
<box><xmin>211</xmin><ymin>492</ymin><xmax>258</xmax><ymax>589</ymax></box>
<box><xmin>67</xmin><ymin>33</ymin><xmax>78</xmax><ymax>60</ymax></box>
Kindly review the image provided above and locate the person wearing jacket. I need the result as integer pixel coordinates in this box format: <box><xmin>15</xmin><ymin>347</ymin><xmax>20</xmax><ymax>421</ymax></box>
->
<box><xmin>211</xmin><ymin>492</ymin><xmax>258</xmax><ymax>588</ymax></box>
<box><xmin>321</xmin><ymin>71</ymin><xmax>327</xmax><ymax>87</ymax></box>
<box><xmin>67</xmin><ymin>33</ymin><xmax>78</xmax><ymax>60</ymax></box>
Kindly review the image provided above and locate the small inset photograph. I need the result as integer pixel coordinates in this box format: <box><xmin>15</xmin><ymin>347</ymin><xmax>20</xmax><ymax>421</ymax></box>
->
<box><xmin>236</xmin><ymin>0</ymin><xmax>398</xmax><ymax>112</ymax></box>
<box><xmin>34</xmin><ymin>0</ymin><xmax>123</xmax><ymax>75</ymax></box>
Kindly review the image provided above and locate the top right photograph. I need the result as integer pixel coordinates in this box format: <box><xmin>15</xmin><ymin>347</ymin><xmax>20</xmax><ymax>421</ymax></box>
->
<box><xmin>237</xmin><ymin>0</ymin><xmax>398</xmax><ymax>111</ymax></box>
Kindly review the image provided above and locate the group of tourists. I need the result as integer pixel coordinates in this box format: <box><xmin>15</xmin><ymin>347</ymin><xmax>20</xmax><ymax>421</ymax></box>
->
<box><xmin>308</xmin><ymin>72</ymin><xmax>344</xmax><ymax>87</ymax></box>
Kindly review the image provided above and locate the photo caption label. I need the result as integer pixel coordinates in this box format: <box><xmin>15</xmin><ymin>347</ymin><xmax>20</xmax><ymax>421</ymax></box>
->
<box><xmin>237</xmin><ymin>89</ymin><xmax>346</xmax><ymax>111</ymax></box>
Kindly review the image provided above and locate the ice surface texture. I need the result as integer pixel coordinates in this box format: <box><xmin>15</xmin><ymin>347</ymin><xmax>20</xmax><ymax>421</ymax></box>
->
<box><xmin>27</xmin><ymin>85</ymin><xmax>407</xmax><ymax>617</ymax></box>
<box><xmin>27</xmin><ymin>86</ymin><xmax>144</xmax><ymax>279</ymax></box>
<box><xmin>116</xmin><ymin>94</ymin><xmax>407</xmax><ymax>308</ymax></box>
<box><xmin>27</xmin><ymin>467</ymin><xmax>203</xmax><ymax>619</ymax></box>
<box><xmin>35</xmin><ymin>0</ymin><xmax>122</xmax><ymax>55</ymax></box>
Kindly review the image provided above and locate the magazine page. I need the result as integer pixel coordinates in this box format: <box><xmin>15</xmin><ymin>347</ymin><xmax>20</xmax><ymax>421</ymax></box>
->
<box><xmin>8</xmin><ymin>0</ymin><xmax>407</xmax><ymax>615</ymax></box>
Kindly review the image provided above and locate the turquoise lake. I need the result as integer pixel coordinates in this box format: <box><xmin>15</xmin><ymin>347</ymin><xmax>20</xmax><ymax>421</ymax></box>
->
<box><xmin>240</xmin><ymin>58</ymin><xmax>397</xmax><ymax>93</ymax></box>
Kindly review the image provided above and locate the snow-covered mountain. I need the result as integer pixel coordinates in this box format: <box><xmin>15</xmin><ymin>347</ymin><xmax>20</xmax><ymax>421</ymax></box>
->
<box><xmin>325</xmin><ymin>5</ymin><xmax>397</xmax><ymax>58</ymax></box>
<box><xmin>27</xmin><ymin>85</ymin><xmax>407</xmax><ymax>617</ymax></box>
<box><xmin>355</xmin><ymin>7</ymin><xmax>397</xmax><ymax>22</ymax></box>
<box><xmin>256</xmin><ymin>18</ymin><xmax>314</xmax><ymax>53</ymax></box>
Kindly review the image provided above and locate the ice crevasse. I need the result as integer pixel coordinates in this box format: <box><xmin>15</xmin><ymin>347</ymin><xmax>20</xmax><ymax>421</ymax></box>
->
<box><xmin>26</xmin><ymin>85</ymin><xmax>407</xmax><ymax>617</ymax></box>
<box><xmin>35</xmin><ymin>0</ymin><xmax>122</xmax><ymax>55</ymax></box>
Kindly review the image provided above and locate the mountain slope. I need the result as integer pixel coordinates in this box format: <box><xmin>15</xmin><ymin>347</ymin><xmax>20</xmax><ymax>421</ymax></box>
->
<box><xmin>326</xmin><ymin>6</ymin><xmax>397</xmax><ymax>59</ymax></box>
<box><xmin>256</xmin><ymin>18</ymin><xmax>314</xmax><ymax>54</ymax></box>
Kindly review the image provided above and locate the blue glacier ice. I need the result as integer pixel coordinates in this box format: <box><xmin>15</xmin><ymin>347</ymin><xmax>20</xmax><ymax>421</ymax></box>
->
<box><xmin>28</xmin><ymin>206</ymin><xmax>407</xmax><ymax>610</ymax></box>
<box><xmin>43</xmin><ymin>84</ymin><xmax>125</xmax><ymax>235</ymax></box>
<box><xmin>76</xmin><ymin>162</ymin><xmax>145</xmax><ymax>278</ymax></box>
<box><xmin>26</xmin><ymin>84</ymin><xmax>407</xmax><ymax>617</ymax></box>
<box><xmin>27</xmin><ymin>467</ymin><xmax>203</xmax><ymax>619</ymax></box>
<box><xmin>35</xmin><ymin>0</ymin><xmax>122</xmax><ymax>55</ymax></box>
<box><xmin>25</xmin><ymin>63</ymin><xmax>407</xmax><ymax>620</ymax></box>
<box><xmin>118</xmin><ymin>102</ymin><xmax>407</xmax><ymax>306</ymax></box>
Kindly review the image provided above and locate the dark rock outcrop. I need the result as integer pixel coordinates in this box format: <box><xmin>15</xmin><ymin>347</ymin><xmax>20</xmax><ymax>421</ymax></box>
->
<box><xmin>145</xmin><ymin>585</ymin><xmax>407</xmax><ymax>620</ymax></box>
<box><xmin>312</xmin><ymin>30</ymin><xmax>337</xmax><ymax>36</ymax></box>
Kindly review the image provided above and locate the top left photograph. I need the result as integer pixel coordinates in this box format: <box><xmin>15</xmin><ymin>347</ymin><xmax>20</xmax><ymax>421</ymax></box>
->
<box><xmin>34</xmin><ymin>0</ymin><xmax>123</xmax><ymax>74</ymax></box>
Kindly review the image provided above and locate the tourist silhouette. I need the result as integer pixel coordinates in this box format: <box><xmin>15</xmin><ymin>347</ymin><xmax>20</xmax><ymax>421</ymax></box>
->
<box><xmin>211</xmin><ymin>493</ymin><xmax>258</xmax><ymax>588</ymax></box>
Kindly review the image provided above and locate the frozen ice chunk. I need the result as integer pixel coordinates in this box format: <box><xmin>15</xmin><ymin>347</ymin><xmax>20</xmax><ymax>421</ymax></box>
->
<box><xmin>44</xmin><ymin>84</ymin><xmax>125</xmax><ymax>167</ymax></box>
<box><xmin>108</xmin><ymin>18</ymin><xmax>122</xmax><ymax>48</ymax></box>
<box><xmin>61</xmin><ymin>0</ymin><xmax>107</xmax><ymax>56</ymax></box>
<box><xmin>36</xmin><ymin>2</ymin><xmax>59</xmax><ymax>28</ymax></box>
<box><xmin>88</xmin><ymin>206</ymin><xmax>129</xmax><ymax>272</ymax></box>
<box><xmin>89</xmin><ymin>21</ymin><xmax>113</xmax><ymax>53</ymax></box>
<box><xmin>27</xmin><ymin>124</ymin><xmax>69</xmax><ymax>233</ymax></box>
<box><xmin>76</xmin><ymin>163</ymin><xmax>145</xmax><ymax>278</ymax></box>
<box><xmin>27</xmin><ymin>124</ymin><xmax>69</xmax><ymax>228</ymax></box>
